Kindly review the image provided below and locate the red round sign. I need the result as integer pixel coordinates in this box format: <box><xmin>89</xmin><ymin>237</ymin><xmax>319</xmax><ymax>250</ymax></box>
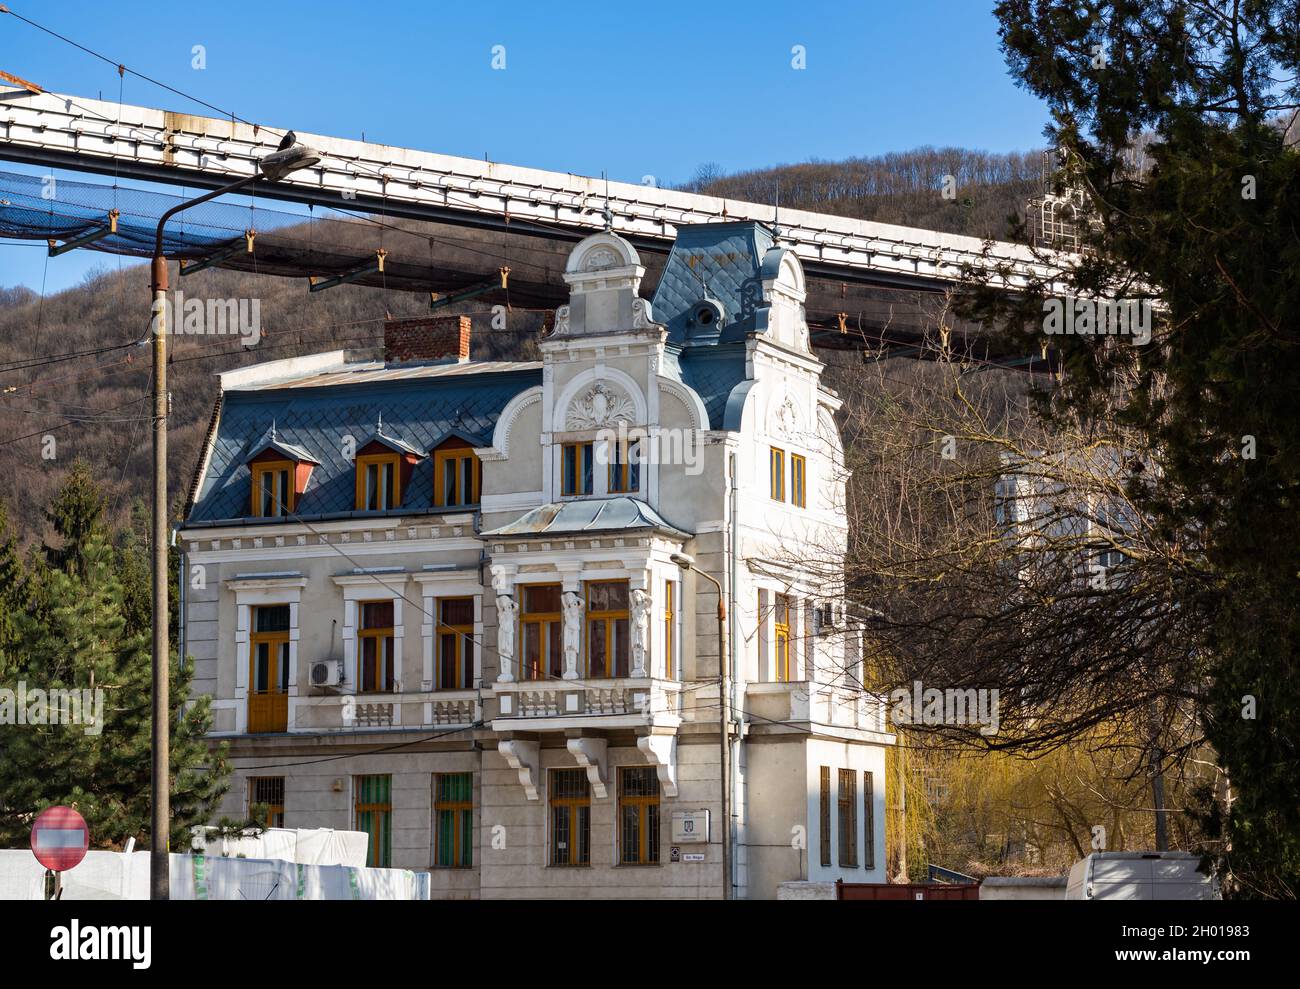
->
<box><xmin>30</xmin><ymin>806</ymin><xmax>89</xmax><ymax>872</ymax></box>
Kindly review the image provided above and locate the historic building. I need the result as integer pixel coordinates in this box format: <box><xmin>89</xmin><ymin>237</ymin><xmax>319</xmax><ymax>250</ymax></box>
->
<box><xmin>179</xmin><ymin>220</ymin><xmax>893</xmax><ymax>898</ymax></box>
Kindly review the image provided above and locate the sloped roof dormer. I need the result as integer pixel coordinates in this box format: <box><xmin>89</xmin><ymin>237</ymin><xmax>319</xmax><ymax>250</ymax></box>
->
<box><xmin>246</xmin><ymin>421</ymin><xmax>320</xmax><ymax>465</ymax></box>
<box><xmin>357</xmin><ymin>414</ymin><xmax>426</xmax><ymax>459</ymax></box>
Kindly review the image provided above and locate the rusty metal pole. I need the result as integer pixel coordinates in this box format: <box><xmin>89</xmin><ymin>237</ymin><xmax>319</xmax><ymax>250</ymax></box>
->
<box><xmin>149</xmin><ymin>251</ymin><xmax>170</xmax><ymax>901</ymax></box>
<box><xmin>672</xmin><ymin>554</ymin><xmax>730</xmax><ymax>899</ymax></box>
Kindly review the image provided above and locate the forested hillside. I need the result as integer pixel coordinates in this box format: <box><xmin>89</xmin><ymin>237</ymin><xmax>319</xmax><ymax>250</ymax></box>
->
<box><xmin>0</xmin><ymin>146</ymin><xmax>1039</xmax><ymax>546</ymax></box>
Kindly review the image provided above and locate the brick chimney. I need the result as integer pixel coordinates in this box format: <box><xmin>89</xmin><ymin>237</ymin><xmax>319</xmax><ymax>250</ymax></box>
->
<box><xmin>383</xmin><ymin>315</ymin><xmax>471</xmax><ymax>364</ymax></box>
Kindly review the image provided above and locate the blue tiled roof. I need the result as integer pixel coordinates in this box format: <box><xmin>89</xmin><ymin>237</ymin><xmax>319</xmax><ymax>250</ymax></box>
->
<box><xmin>676</xmin><ymin>346</ymin><xmax>748</xmax><ymax>430</ymax></box>
<box><xmin>651</xmin><ymin>221</ymin><xmax>778</xmax><ymax>347</ymax></box>
<box><xmin>187</xmin><ymin>367</ymin><xmax>539</xmax><ymax>523</ymax></box>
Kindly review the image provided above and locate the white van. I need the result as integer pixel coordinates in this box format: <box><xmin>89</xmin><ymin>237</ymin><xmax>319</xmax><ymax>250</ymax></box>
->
<box><xmin>1065</xmin><ymin>852</ymin><xmax>1220</xmax><ymax>900</ymax></box>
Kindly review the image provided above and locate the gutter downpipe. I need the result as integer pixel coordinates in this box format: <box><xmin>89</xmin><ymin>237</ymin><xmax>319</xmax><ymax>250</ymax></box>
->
<box><xmin>728</xmin><ymin>449</ymin><xmax>740</xmax><ymax>901</ymax></box>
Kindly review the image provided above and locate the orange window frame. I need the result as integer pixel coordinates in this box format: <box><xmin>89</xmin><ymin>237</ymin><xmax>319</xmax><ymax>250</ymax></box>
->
<box><xmin>585</xmin><ymin>580</ymin><xmax>630</xmax><ymax>678</ymax></box>
<box><xmin>770</xmin><ymin>447</ymin><xmax>785</xmax><ymax>501</ymax></box>
<box><xmin>664</xmin><ymin>580</ymin><xmax>675</xmax><ymax>680</ymax></box>
<box><xmin>618</xmin><ymin>767</ymin><xmax>661</xmax><ymax>865</ymax></box>
<box><xmin>607</xmin><ymin>438</ymin><xmax>640</xmax><ymax>494</ymax></box>
<box><xmin>520</xmin><ymin>584</ymin><xmax>562</xmax><ymax>681</ymax></box>
<box><xmin>433</xmin><ymin>445</ymin><xmax>481</xmax><ymax>507</ymax></box>
<box><xmin>791</xmin><ymin>453</ymin><xmax>807</xmax><ymax>508</ymax></box>
<box><xmin>252</xmin><ymin>459</ymin><xmax>294</xmax><ymax>517</ymax></box>
<box><xmin>436</xmin><ymin>597</ymin><xmax>474</xmax><ymax>690</ymax></box>
<box><xmin>774</xmin><ymin>594</ymin><xmax>792</xmax><ymax>682</ymax></box>
<box><xmin>355</xmin><ymin>452</ymin><xmax>401</xmax><ymax>510</ymax></box>
<box><xmin>561</xmin><ymin>442</ymin><xmax>593</xmax><ymax>496</ymax></box>
<box><xmin>249</xmin><ymin>776</ymin><xmax>285</xmax><ymax>829</ymax></box>
<box><xmin>357</xmin><ymin>600</ymin><xmax>395</xmax><ymax>693</ymax></box>
<box><xmin>549</xmin><ymin>768</ymin><xmax>591</xmax><ymax>867</ymax></box>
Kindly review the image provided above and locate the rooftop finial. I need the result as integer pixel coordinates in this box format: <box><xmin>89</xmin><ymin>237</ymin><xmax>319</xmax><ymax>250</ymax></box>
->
<box><xmin>376</xmin><ymin>411</ymin><xmax>383</xmax><ymax>434</ymax></box>
<box><xmin>270</xmin><ymin>419</ymin><xmax>277</xmax><ymax>441</ymax></box>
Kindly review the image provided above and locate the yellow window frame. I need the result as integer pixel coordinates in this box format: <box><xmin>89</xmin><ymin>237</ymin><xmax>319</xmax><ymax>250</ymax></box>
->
<box><xmin>663</xmin><ymin>580</ymin><xmax>675</xmax><ymax>680</ymax></box>
<box><xmin>435</xmin><ymin>597</ymin><xmax>474</xmax><ymax>690</ymax></box>
<box><xmin>618</xmin><ymin>767</ymin><xmax>661</xmax><ymax>866</ymax></box>
<box><xmin>774</xmin><ymin>594</ymin><xmax>792</xmax><ymax>681</ymax></box>
<box><xmin>355</xmin><ymin>452</ymin><xmax>401</xmax><ymax>510</ymax></box>
<box><xmin>791</xmin><ymin>453</ymin><xmax>807</xmax><ymax>508</ymax></box>
<box><xmin>561</xmin><ymin>442</ymin><xmax>593</xmax><ymax>496</ymax></box>
<box><xmin>770</xmin><ymin>447</ymin><xmax>785</xmax><ymax>501</ymax></box>
<box><xmin>520</xmin><ymin>584</ymin><xmax>562</xmax><ymax>681</ymax></box>
<box><xmin>357</xmin><ymin>600</ymin><xmax>395</xmax><ymax>693</ymax></box>
<box><xmin>249</xmin><ymin>776</ymin><xmax>285</xmax><ymax>829</ymax></box>
<box><xmin>584</xmin><ymin>580</ymin><xmax>630</xmax><ymax>678</ymax></box>
<box><xmin>433</xmin><ymin>446</ymin><xmax>481</xmax><ymax>507</ymax></box>
<box><xmin>251</xmin><ymin>459</ymin><xmax>294</xmax><ymax>517</ymax></box>
<box><xmin>607</xmin><ymin>437</ymin><xmax>640</xmax><ymax>494</ymax></box>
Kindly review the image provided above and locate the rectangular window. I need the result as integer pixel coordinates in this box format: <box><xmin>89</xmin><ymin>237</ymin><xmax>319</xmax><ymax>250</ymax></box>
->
<box><xmin>664</xmin><ymin>580</ymin><xmax>675</xmax><ymax>680</ymax></box>
<box><xmin>358</xmin><ymin>600</ymin><xmax>395</xmax><ymax>693</ymax></box>
<box><xmin>248</xmin><ymin>604</ymin><xmax>290</xmax><ymax>733</ymax></box>
<box><xmin>251</xmin><ymin>461</ymin><xmax>293</xmax><ymax>517</ymax></box>
<box><xmin>434</xmin><ymin>772</ymin><xmax>473</xmax><ymax>868</ymax></box>
<box><xmin>354</xmin><ymin>774</ymin><xmax>392</xmax><ymax>868</ymax></box>
<box><xmin>619</xmin><ymin>767</ymin><xmax>661</xmax><ymax>865</ymax></box>
<box><xmin>770</xmin><ymin>447</ymin><xmax>785</xmax><ymax>501</ymax></box>
<box><xmin>585</xmin><ymin>580</ymin><xmax>630</xmax><ymax>678</ymax></box>
<box><xmin>838</xmin><ymin>768</ymin><xmax>859</xmax><ymax>868</ymax></box>
<box><xmin>791</xmin><ymin>453</ymin><xmax>807</xmax><ymax>508</ymax></box>
<box><xmin>819</xmin><ymin>766</ymin><xmax>831</xmax><ymax>867</ymax></box>
<box><xmin>436</xmin><ymin>597</ymin><xmax>474</xmax><ymax>690</ymax></box>
<box><xmin>434</xmin><ymin>444</ymin><xmax>481</xmax><ymax>507</ymax></box>
<box><xmin>356</xmin><ymin>453</ymin><xmax>401</xmax><ymax>510</ymax></box>
<box><xmin>774</xmin><ymin>594</ymin><xmax>792</xmax><ymax>682</ymax></box>
<box><xmin>562</xmin><ymin>442</ymin><xmax>593</xmax><ymax>496</ymax></box>
<box><xmin>863</xmin><ymin>771</ymin><xmax>875</xmax><ymax>870</ymax></box>
<box><xmin>249</xmin><ymin>776</ymin><xmax>285</xmax><ymax>829</ymax></box>
<box><xmin>520</xmin><ymin>584</ymin><xmax>563</xmax><ymax>681</ymax></box>
<box><xmin>549</xmin><ymin>769</ymin><xmax>591</xmax><ymax>867</ymax></box>
<box><xmin>607</xmin><ymin>437</ymin><xmax>640</xmax><ymax>494</ymax></box>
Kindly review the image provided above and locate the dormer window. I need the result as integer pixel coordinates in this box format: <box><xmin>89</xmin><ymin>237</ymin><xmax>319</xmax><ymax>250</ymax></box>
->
<box><xmin>433</xmin><ymin>438</ymin><xmax>482</xmax><ymax>508</ymax></box>
<box><xmin>353</xmin><ymin>417</ymin><xmax>423</xmax><ymax>512</ymax></box>
<box><xmin>356</xmin><ymin>452</ymin><xmax>402</xmax><ymax>510</ymax></box>
<box><xmin>246</xmin><ymin>424</ymin><xmax>317</xmax><ymax>518</ymax></box>
<box><xmin>252</xmin><ymin>460</ymin><xmax>294</xmax><ymax>517</ymax></box>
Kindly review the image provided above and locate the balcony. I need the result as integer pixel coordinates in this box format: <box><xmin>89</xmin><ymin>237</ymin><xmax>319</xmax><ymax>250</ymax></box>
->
<box><xmin>286</xmin><ymin>688</ymin><xmax>480</xmax><ymax>733</ymax></box>
<box><xmin>489</xmin><ymin>677</ymin><xmax>683</xmax><ymax>731</ymax></box>
<box><xmin>746</xmin><ymin>682</ymin><xmax>889</xmax><ymax>736</ymax></box>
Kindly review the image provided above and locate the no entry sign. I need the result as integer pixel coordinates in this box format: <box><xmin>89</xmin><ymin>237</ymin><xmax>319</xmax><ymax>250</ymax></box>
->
<box><xmin>30</xmin><ymin>806</ymin><xmax>89</xmax><ymax>872</ymax></box>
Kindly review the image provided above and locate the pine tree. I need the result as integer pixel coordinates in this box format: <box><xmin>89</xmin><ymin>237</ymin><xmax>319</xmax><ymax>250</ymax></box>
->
<box><xmin>978</xmin><ymin>0</ymin><xmax>1300</xmax><ymax>897</ymax></box>
<box><xmin>0</xmin><ymin>472</ymin><xmax>229</xmax><ymax>850</ymax></box>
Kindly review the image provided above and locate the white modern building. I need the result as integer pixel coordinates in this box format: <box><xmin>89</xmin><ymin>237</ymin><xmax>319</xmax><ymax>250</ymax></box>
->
<box><xmin>179</xmin><ymin>220</ymin><xmax>893</xmax><ymax>898</ymax></box>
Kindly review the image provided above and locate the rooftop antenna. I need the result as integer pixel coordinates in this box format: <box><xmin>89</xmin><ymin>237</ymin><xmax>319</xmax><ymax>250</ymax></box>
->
<box><xmin>772</xmin><ymin>178</ymin><xmax>783</xmax><ymax>242</ymax></box>
<box><xmin>602</xmin><ymin>171</ymin><xmax>613</xmax><ymax>232</ymax></box>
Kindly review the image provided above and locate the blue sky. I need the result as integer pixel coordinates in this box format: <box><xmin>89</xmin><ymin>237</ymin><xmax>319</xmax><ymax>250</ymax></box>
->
<box><xmin>0</xmin><ymin>0</ymin><xmax>1049</xmax><ymax>292</ymax></box>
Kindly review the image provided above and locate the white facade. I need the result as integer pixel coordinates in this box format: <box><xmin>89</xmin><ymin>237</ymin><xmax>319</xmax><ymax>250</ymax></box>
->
<box><xmin>180</xmin><ymin>222</ymin><xmax>893</xmax><ymax>898</ymax></box>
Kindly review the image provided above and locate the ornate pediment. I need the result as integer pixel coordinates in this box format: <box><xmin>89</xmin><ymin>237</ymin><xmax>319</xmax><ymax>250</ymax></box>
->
<box><xmin>566</xmin><ymin>382</ymin><xmax>637</xmax><ymax>430</ymax></box>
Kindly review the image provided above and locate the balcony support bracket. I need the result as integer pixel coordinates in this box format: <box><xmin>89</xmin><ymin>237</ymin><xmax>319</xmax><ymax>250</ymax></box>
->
<box><xmin>498</xmin><ymin>738</ymin><xmax>540</xmax><ymax>800</ymax></box>
<box><xmin>637</xmin><ymin>733</ymin><xmax>678</xmax><ymax>798</ymax></box>
<box><xmin>566</xmin><ymin>736</ymin><xmax>608</xmax><ymax>799</ymax></box>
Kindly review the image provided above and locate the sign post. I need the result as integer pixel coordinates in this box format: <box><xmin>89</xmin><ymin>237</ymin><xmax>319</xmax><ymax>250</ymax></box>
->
<box><xmin>31</xmin><ymin>806</ymin><xmax>89</xmax><ymax>901</ymax></box>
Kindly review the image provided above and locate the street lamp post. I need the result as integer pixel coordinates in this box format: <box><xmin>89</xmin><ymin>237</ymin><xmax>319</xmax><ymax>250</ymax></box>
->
<box><xmin>671</xmin><ymin>552</ymin><xmax>731</xmax><ymax>900</ymax></box>
<box><xmin>148</xmin><ymin>136</ymin><xmax>320</xmax><ymax>901</ymax></box>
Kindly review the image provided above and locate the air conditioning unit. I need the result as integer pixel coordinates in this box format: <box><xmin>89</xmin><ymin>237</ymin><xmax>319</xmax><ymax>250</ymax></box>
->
<box><xmin>310</xmin><ymin>659</ymin><xmax>343</xmax><ymax>688</ymax></box>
